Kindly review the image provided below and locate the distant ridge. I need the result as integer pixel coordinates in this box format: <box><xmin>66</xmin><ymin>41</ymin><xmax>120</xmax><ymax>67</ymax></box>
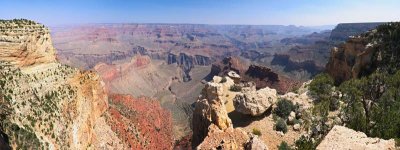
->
<box><xmin>330</xmin><ymin>22</ymin><xmax>386</xmax><ymax>41</ymax></box>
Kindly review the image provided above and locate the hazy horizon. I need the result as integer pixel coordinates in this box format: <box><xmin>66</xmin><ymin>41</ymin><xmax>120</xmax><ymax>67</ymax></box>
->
<box><xmin>1</xmin><ymin>0</ymin><xmax>399</xmax><ymax>26</ymax></box>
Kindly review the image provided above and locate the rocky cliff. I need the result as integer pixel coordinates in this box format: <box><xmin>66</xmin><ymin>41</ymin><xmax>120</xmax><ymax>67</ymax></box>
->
<box><xmin>325</xmin><ymin>35</ymin><xmax>375</xmax><ymax>84</ymax></box>
<box><xmin>0</xmin><ymin>19</ymin><xmax>56</xmax><ymax>67</ymax></box>
<box><xmin>0</xmin><ymin>19</ymin><xmax>108</xmax><ymax>149</ymax></box>
<box><xmin>326</xmin><ymin>23</ymin><xmax>400</xmax><ymax>84</ymax></box>
<box><xmin>0</xmin><ymin>19</ymin><xmax>174</xmax><ymax>149</ymax></box>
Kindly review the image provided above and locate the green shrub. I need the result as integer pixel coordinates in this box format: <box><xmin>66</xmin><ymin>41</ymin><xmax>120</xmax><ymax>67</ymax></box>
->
<box><xmin>229</xmin><ymin>85</ymin><xmax>242</xmax><ymax>92</ymax></box>
<box><xmin>274</xmin><ymin>99</ymin><xmax>294</xmax><ymax>119</ymax></box>
<box><xmin>278</xmin><ymin>141</ymin><xmax>291</xmax><ymax>150</ymax></box>
<box><xmin>309</xmin><ymin>73</ymin><xmax>333</xmax><ymax>101</ymax></box>
<box><xmin>295</xmin><ymin>136</ymin><xmax>315</xmax><ymax>150</ymax></box>
<box><xmin>275</xmin><ymin>119</ymin><xmax>287</xmax><ymax>133</ymax></box>
<box><xmin>252</xmin><ymin>128</ymin><xmax>262</xmax><ymax>136</ymax></box>
<box><xmin>220</xmin><ymin>77</ymin><xmax>227</xmax><ymax>83</ymax></box>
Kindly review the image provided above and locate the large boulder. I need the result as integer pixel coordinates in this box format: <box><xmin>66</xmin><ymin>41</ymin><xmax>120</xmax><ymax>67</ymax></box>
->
<box><xmin>233</xmin><ymin>83</ymin><xmax>277</xmax><ymax>116</ymax></box>
<box><xmin>317</xmin><ymin>126</ymin><xmax>396</xmax><ymax>150</ymax></box>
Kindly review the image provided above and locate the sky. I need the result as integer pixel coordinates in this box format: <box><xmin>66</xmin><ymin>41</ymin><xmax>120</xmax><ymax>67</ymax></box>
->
<box><xmin>1</xmin><ymin>0</ymin><xmax>400</xmax><ymax>26</ymax></box>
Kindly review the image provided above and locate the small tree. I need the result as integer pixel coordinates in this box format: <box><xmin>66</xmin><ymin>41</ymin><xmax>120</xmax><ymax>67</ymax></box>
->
<box><xmin>275</xmin><ymin>119</ymin><xmax>288</xmax><ymax>133</ymax></box>
<box><xmin>278</xmin><ymin>141</ymin><xmax>291</xmax><ymax>150</ymax></box>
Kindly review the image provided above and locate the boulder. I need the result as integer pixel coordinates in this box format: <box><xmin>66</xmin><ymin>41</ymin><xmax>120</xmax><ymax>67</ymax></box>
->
<box><xmin>293</xmin><ymin>124</ymin><xmax>301</xmax><ymax>131</ymax></box>
<box><xmin>233</xmin><ymin>83</ymin><xmax>277</xmax><ymax>116</ymax></box>
<box><xmin>288</xmin><ymin>111</ymin><xmax>296</xmax><ymax>124</ymax></box>
<box><xmin>245</xmin><ymin>136</ymin><xmax>268</xmax><ymax>150</ymax></box>
<box><xmin>227</xmin><ymin>71</ymin><xmax>241</xmax><ymax>83</ymax></box>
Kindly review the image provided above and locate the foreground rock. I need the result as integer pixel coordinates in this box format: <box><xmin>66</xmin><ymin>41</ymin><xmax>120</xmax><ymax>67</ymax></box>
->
<box><xmin>245</xmin><ymin>135</ymin><xmax>268</xmax><ymax>150</ymax></box>
<box><xmin>197</xmin><ymin>125</ymin><xmax>249</xmax><ymax>150</ymax></box>
<box><xmin>317</xmin><ymin>126</ymin><xmax>396</xmax><ymax>150</ymax></box>
<box><xmin>233</xmin><ymin>82</ymin><xmax>277</xmax><ymax>116</ymax></box>
<box><xmin>192</xmin><ymin>81</ymin><xmax>234</xmax><ymax>147</ymax></box>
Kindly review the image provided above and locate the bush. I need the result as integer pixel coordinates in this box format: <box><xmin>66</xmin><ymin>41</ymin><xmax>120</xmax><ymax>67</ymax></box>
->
<box><xmin>309</xmin><ymin>73</ymin><xmax>333</xmax><ymax>101</ymax></box>
<box><xmin>295</xmin><ymin>136</ymin><xmax>315</xmax><ymax>150</ymax></box>
<box><xmin>252</xmin><ymin>128</ymin><xmax>262</xmax><ymax>136</ymax></box>
<box><xmin>275</xmin><ymin>119</ymin><xmax>287</xmax><ymax>133</ymax></box>
<box><xmin>278</xmin><ymin>141</ymin><xmax>291</xmax><ymax>150</ymax></box>
<box><xmin>274</xmin><ymin>99</ymin><xmax>295</xmax><ymax>119</ymax></box>
<box><xmin>220</xmin><ymin>77</ymin><xmax>227</xmax><ymax>83</ymax></box>
<box><xmin>229</xmin><ymin>85</ymin><xmax>242</xmax><ymax>92</ymax></box>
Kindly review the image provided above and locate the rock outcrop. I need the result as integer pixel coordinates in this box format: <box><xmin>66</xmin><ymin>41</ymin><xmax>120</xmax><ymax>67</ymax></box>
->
<box><xmin>325</xmin><ymin>32</ymin><xmax>376</xmax><ymax>84</ymax></box>
<box><xmin>196</xmin><ymin>124</ymin><xmax>249</xmax><ymax>150</ymax></box>
<box><xmin>317</xmin><ymin>126</ymin><xmax>396</xmax><ymax>150</ymax></box>
<box><xmin>192</xmin><ymin>81</ymin><xmax>234</xmax><ymax>147</ymax></box>
<box><xmin>0</xmin><ymin>19</ymin><xmax>56</xmax><ymax>67</ymax></box>
<box><xmin>191</xmin><ymin>75</ymin><xmax>274</xmax><ymax>149</ymax></box>
<box><xmin>233</xmin><ymin>82</ymin><xmax>277</xmax><ymax>116</ymax></box>
<box><xmin>0</xmin><ymin>19</ymin><xmax>108</xmax><ymax>149</ymax></box>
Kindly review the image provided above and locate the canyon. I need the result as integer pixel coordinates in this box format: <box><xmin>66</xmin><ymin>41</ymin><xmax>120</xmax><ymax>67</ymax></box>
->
<box><xmin>1</xmin><ymin>19</ymin><xmax>397</xmax><ymax>150</ymax></box>
<box><xmin>0</xmin><ymin>19</ymin><xmax>173</xmax><ymax>149</ymax></box>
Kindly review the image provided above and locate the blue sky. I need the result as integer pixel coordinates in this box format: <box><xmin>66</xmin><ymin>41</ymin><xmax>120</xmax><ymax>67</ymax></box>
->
<box><xmin>1</xmin><ymin>0</ymin><xmax>400</xmax><ymax>26</ymax></box>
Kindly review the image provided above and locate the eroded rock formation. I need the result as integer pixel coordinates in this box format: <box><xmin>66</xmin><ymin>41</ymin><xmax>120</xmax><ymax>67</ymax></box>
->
<box><xmin>0</xmin><ymin>19</ymin><xmax>174</xmax><ymax>149</ymax></box>
<box><xmin>325</xmin><ymin>34</ymin><xmax>376</xmax><ymax>84</ymax></box>
<box><xmin>192</xmin><ymin>81</ymin><xmax>234</xmax><ymax>147</ymax></box>
<box><xmin>0</xmin><ymin>19</ymin><xmax>108</xmax><ymax>149</ymax></box>
<box><xmin>206</xmin><ymin>56</ymin><xmax>299</xmax><ymax>94</ymax></box>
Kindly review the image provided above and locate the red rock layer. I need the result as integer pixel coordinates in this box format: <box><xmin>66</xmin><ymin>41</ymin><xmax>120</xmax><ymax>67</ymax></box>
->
<box><xmin>105</xmin><ymin>94</ymin><xmax>173</xmax><ymax>150</ymax></box>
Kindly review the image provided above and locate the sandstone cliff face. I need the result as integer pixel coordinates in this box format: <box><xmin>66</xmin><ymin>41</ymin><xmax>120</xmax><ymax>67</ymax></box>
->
<box><xmin>0</xmin><ymin>20</ymin><xmax>110</xmax><ymax>149</ymax></box>
<box><xmin>0</xmin><ymin>19</ymin><xmax>56</xmax><ymax>67</ymax></box>
<box><xmin>317</xmin><ymin>126</ymin><xmax>395</xmax><ymax>150</ymax></box>
<box><xmin>325</xmin><ymin>35</ymin><xmax>376</xmax><ymax>84</ymax></box>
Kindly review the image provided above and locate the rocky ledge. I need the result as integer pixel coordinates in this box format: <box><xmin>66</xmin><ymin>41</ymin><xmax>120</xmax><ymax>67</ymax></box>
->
<box><xmin>317</xmin><ymin>126</ymin><xmax>395</xmax><ymax>150</ymax></box>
